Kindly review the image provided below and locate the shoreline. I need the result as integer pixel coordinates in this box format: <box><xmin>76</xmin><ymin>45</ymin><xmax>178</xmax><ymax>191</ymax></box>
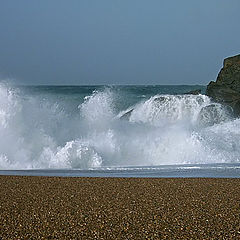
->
<box><xmin>1</xmin><ymin>162</ymin><xmax>240</xmax><ymax>178</ymax></box>
<box><xmin>1</xmin><ymin>176</ymin><xmax>240</xmax><ymax>239</ymax></box>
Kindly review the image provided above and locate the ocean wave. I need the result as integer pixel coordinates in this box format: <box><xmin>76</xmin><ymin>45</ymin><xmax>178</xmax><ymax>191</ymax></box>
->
<box><xmin>0</xmin><ymin>83</ymin><xmax>239</xmax><ymax>169</ymax></box>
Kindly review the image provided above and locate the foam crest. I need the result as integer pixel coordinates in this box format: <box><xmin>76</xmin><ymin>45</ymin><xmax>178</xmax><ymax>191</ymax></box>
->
<box><xmin>0</xmin><ymin>84</ymin><xmax>239</xmax><ymax>170</ymax></box>
<box><xmin>0</xmin><ymin>83</ymin><xmax>20</xmax><ymax>128</ymax></box>
<box><xmin>39</xmin><ymin>141</ymin><xmax>102</xmax><ymax>169</ymax></box>
<box><xmin>80</xmin><ymin>89</ymin><xmax>114</xmax><ymax>126</ymax></box>
<box><xmin>129</xmin><ymin>94</ymin><xmax>211</xmax><ymax>126</ymax></box>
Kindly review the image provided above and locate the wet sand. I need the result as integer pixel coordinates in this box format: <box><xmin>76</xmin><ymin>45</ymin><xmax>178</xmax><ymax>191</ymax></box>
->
<box><xmin>0</xmin><ymin>176</ymin><xmax>240</xmax><ymax>239</ymax></box>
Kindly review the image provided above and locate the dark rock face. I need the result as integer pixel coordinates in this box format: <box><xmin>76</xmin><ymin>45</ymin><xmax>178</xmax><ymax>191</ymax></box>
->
<box><xmin>119</xmin><ymin>108</ymin><xmax>134</xmax><ymax>120</ymax></box>
<box><xmin>197</xmin><ymin>104</ymin><xmax>233</xmax><ymax>127</ymax></box>
<box><xmin>206</xmin><ymin>54</ymin><xmax>240</xmax><ymax>116</ymax></box>
<box><xmin>184</xmin><ymin>89</ymin><xmax>201</xmax><ymax>95</ymax></box>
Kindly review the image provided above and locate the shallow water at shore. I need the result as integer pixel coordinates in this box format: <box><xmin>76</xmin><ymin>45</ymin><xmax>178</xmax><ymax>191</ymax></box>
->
<box><xmin>1</xmin><ymin>163</ymin><xmax>240</xmax><ymax>178</ymax></box>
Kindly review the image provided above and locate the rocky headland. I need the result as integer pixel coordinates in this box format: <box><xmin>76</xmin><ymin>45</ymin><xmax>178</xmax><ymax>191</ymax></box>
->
<box><xmin>206</xmin><ymin>54</ymin><xmax>240</xmax><ymax>116</ymax></box>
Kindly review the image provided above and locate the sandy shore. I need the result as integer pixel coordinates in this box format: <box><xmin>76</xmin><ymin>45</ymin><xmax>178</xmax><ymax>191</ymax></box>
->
<box><xmin>0</xmin><ymin>176</ymin><xmax>240</xmax><ymax>239</ymax></box>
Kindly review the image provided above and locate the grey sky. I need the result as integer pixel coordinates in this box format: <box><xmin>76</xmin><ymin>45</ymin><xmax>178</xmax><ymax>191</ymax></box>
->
<box><xmin>0</xmin><ymin>0</ymin><xmax>239</xmax><ymax>85</ymax></box>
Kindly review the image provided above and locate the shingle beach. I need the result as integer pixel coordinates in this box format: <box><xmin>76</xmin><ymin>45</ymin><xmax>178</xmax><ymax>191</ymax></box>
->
<box><xmin>0</xmin><ymin>176</ymin><xmax>240</xmax><ymax>239</ymax></box>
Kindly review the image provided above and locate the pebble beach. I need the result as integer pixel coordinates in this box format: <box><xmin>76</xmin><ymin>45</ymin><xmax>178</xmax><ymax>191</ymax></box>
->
<box><xmin>0</xmin><ymin>176</ymin><xmax>240</xmax><ymax>239</ymax></box>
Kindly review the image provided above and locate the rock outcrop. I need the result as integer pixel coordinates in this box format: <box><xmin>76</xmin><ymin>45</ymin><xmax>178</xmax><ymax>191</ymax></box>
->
<box><xmin>119</xmin><ymin>108</ymin><xmax>133</xmax><ymax>120</ymax></box>
<box><xmin>197</xmin><ymin>104</ymin><xmax>232</xmax><ymax>127</ymax></box>
<box><xmin>206</xmin><ymin>54</ymin><xmax>240</xmax><ymax>116</ymax></box>
<box><xmin>184</xmin><ymin>89</ymin><xmax>201</xmax><ymax>95</ymax></box>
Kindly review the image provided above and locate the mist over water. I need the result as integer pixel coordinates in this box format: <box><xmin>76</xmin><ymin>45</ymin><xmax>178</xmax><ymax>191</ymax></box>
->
<box><xmin>0</xmin><ymin>83</ymin><xmax>239</xmax><ymax>170</ymax></box>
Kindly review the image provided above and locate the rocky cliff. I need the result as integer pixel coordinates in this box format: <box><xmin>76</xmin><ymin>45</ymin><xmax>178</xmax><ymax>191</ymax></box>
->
<box><xmin>206</xmin><ymin>54</ymin><xmax>240</xmax><ymax>116</ymax></box>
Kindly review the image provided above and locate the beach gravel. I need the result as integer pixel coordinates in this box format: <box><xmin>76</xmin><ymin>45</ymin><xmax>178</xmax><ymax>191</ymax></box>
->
<box><xmin>0</xmin><ymin>176</ymin><xmax>240</xmax><ymax>239</ymax></box>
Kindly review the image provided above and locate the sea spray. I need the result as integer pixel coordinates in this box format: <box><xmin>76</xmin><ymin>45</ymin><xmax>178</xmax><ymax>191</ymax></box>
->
<box><xmin>128</xmin><ymin>94</ymin><xmax>211</xmax><ymax>126</ymax></box>
<box><xmin>0</xmin><ymin>84</ymin><xmax>239</xmax><ymax>169</ymax></box>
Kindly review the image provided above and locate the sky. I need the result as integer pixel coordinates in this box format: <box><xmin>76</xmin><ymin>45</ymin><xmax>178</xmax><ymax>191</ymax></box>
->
<box><xmin>0</xmin><ymin>0</ymin><xmax>239</xmax><ymax>85</ymax></box>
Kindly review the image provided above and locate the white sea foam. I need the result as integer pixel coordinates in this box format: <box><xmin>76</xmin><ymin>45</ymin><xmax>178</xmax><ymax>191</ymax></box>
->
<box><xmin>0</xmin><ymin>83</ymin><xmax>239</xmax><ymax>169</ymax></box>
<box><xmin>129</xmin><ymin>94</ymin><xmax>211</xmax><ymax>126</ymax></box>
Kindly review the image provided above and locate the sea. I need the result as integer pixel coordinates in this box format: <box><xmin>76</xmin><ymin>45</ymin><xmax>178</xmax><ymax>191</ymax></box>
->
<box><xmin>0</xmin><ymin>83</ymin><xmax>240</xmax><ymax>178</ymax></box>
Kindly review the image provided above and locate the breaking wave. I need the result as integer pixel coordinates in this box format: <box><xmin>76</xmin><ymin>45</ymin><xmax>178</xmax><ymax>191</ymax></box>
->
<box><xmin>0</xmin><ymin>83</ymin><xmax>239</xmax><ymax>170</ymax></box>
